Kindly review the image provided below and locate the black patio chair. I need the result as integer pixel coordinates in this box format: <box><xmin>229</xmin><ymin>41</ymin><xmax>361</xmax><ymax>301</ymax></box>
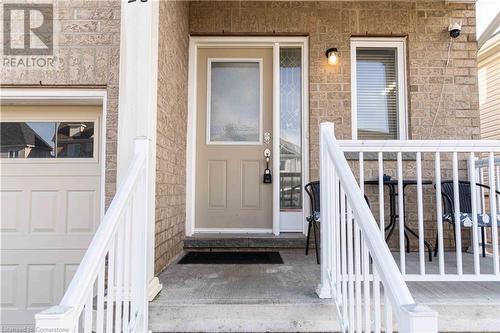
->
<box><xmin>305</xmin><ymin>181</ymin><xmax>321</xmax><ymax>264</ymax></box>
<box><xmin>304</xmin><ymin>181</ymin><xmax>371</xmax><ymax>265</ymax></box>
<box><xmin>435</xmin><ymin>180</ymin><xmax>500</xmax><ymax>257</ymax></box>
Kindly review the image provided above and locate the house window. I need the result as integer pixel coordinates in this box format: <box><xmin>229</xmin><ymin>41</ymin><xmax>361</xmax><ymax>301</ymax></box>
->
<box><xmin>207</xmin><ymin>60</ymin><xmax>262</xmax><ymax>144</ymax></box>
<box><xmin>351</xmin><ymin>38</ymin><xmax>408</xmax><ymax>140</ymax></box>
<box><xmin>279</xmin><ymin>47</ymin><xmax>302</xmax><ymax>210</ymax></box>
<box><xmin>0</xmin><ymin>121</ymin><xmax>95</xmax><ymax>158</ymax></box>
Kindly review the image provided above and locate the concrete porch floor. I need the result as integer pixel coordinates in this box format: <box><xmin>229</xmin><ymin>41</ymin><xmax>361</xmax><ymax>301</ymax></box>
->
<box><xmin>149</xmin><ymin>250</ymin><xmax>500</xmax><ymax>332</ymax></box>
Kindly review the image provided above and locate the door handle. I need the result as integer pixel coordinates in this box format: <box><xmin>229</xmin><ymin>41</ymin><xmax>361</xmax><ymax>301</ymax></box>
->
<box><xmin>263</xmin><ymin>149</ymin><xmax>272</xmax><ymax>184</ymax></box>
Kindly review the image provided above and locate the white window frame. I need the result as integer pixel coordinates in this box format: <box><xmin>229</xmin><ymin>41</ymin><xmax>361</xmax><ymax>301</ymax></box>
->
<box><xmin>206</xmin><ymin>57</ymin><xmax>263</xmax><ymax>145</ymax></box>
<box><xmin>350</xmin><ymin>37</ymin><xmax>408</xmax><ymax>140</ymax></box>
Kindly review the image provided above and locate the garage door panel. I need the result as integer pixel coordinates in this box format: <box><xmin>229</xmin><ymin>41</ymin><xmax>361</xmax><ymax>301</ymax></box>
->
<box><xmin>67</xmin><ymin>190</ymin><xmax>97</xmax><ymax>233</ymax></box>
<box><xmin>1</xmin><ymin>235</ymin><xmax>93</xmax><ymax>249</ymax></box>
<box><xmin>26</xmin><ymin>265</ymin><xmax>58</xmax><ymax>309</ymax></box>
<box><xmin>64</xmin><ymin>264</ymin><xmax>79</xmax><ymax>290</ymax></box>
<box><xmin>1</xmin><ymin>190</ymin><xmax>25</xmax><ymax>233</ymax></box>
<box><xmin>30</xmin><ymin>191</ymin><xmax>60</xmax><ymax>233</ymax></box>
<box><xmin>0</xmin><ymin>105</ymin><xmax>102</xmax><ymax>326</ymax></box>
<box><xmin>1</xmin><ymin>164</ymin><xmax>100</xmax><ymax>177</ymax></box>
<box><xmin>1</xmin><ymin>265</ymin><xmax>20</xmax><ymax>308</ymax></box>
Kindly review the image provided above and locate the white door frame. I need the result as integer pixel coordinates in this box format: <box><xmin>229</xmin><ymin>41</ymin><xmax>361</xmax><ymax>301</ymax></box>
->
<box><xmin>186</xmin><ymin>36</ymin><xmax>310</xmax><ymax>236</ymax></box>
<box><xmin>0</xmin><ymin>88</ymin><xmax>108</xmax><ymax>217</ymax></box>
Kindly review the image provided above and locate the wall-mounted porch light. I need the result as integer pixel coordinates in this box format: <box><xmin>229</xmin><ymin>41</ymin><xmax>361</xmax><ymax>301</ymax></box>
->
<box><xmin>326</xmin><ymin>48</ymin><xmax>338</xmax><ymax>65</ymax></box>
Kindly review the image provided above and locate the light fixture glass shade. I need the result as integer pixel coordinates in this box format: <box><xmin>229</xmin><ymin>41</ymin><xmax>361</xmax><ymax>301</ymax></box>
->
<box><xmin>326</xmin><ymin>48</ymin><xmax>338</xmax><ymax>65</ymax></box>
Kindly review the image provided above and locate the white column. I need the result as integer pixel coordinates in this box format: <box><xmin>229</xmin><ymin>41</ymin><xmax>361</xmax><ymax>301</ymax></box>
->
<box><xmin>117</xmin><ymin>0</ymin><xmax>161</xmax><ymax>301</ymax></box>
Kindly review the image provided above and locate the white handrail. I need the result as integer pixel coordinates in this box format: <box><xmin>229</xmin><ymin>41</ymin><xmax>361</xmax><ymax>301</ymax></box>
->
<box><xmin>319</xmin><ymin>123</ymin><xmax>437</xmax><ymax>332</ymax></box>
<box><xmin>35</xmin><ymin>137</ymin><xmax>150</xmax><ymax>332</ymax></box>
<box><xmin>338</xmin><ymin>140</ymin><xmax>500</xmax><ymax>152</ymax></box>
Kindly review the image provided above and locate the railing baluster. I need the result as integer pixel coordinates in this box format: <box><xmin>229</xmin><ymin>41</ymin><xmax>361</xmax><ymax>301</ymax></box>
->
<box><xmin>378</xmin><ymin>152</ymin><xmax>385</xmax><ymax>235</ymax></box>
<box><xmin>416</xmin><ymin>152</ymin><xmax>425</xmax><ymax>275</ymax></box>
<box><xmin>354</xmin><ymin>221</ymin><xmax>362</xmax><ymax>332</ymax></box>
<box><xmin>123</xmin><ymin>205</ymin><xmax>132</xmax><ymax>332</ymax></box>
<box><xmin>496</xmin><ymin>164</ymin><xmax>500</xmax><ymax>209</ymax></box>
<box><xmin>84</xmin><ymin>289</ymin><xmax>93</xmax><ymax>333</ymax></box>
<box><xmin>452</xmin><ymin>152</ymin><xmax>463</xmax><ymax>275</ymax></box>
<box><xmin>347</xmin><ymin>204</ymin><xmax>355</xmax><ymax>331</ymax></box>
<box><xmin>384</xmin><ymin>292</ymin><xmax>393</xmax><ymax>333</ymax></box>
<box><xmin>468</xmin><ymin>153</ymin><xmax>480</xmax><ymax>275</ymax></box>
<box><xmin>335</xmin><ymin>173</ymin><xmax>342</xmax><ymax>299</ymax></box>
<box><xmin>373</xmin><ymin>268</ymin><xmax>381</xmax><ymax>333</ymax></box>
<box><xmin>96</xmin><ymin>259</ymin><xmax>105</xmax><ymax>333</ymax></box>
<box><xmin>340</xmin><ymin>188</ymin><xmax>348</xmax><ymax>325</ymax></box>
<box><xmin>106</xmin><ymin>244</ymin><xmax>115</xmax><ymax>333</ymax></box>
<box><xmin>362</xmin><ymin>245</ymin><xmax>371</xmax><ymax>332</ymax></box>
<box><xmin>434</xmin><ymin>152</ymin><xmax>445</xmax><ymax>275</ymax></box>
<box><xmin>359</xmin><ymin>152</ymin><xmax>371</xmax><ymax>332</ymax></box>
<box><xmin>397</xmin><ymin>152</ymin><xmax>405</xmax><ymax>274</ymax></box>
<box><xmin>359</xmin><ymin>152</ymin><xmax>364</xmax><ymax>194</ymax></box>
<box><xmin>488</xmin><ymin>152</ymin><xmax>499</xmax><ymax>275</ymax></box>
<box><xmin>115</xmin><ymin>222</ymin><xmax>125</xmax><ymax>332</ymax></box>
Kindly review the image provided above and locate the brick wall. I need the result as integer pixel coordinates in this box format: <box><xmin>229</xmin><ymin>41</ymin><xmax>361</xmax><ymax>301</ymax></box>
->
<box><xmin>189</xmin><ymin>0</ymin><xmax>480</xmax><ymax>179</ymax></box>
<box><xmin>189</xmin><ymin>1</ymin><xmax>480</xmax><ymax>251</ymax></box>
<box><xmin>155</xmin><ymin>1</ymin><xmax>190</xmax><ymax>274</ymax></box>
<box><xmin>1</xmin><ymin>0</ymin><xmax>121</xmax><ymax>206</ymax></box>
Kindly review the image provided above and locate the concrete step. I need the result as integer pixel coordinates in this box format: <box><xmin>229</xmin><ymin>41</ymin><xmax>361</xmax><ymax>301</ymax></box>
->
<box><xmin>184</xmin><ymin>233</ymin><xmax>313</xmax><ymax>250</ymax></box>
<box><xmin>149</xmin><ymin>302</ymin><xmax>341</xmax><ymax>332</ymax></box>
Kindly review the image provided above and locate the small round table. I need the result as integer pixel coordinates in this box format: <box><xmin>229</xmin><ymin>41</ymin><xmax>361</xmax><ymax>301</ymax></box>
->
<box><xmin>365</xmin><ymin>179</ymin><xmax>434</xmax><ymax>261</ymax></box>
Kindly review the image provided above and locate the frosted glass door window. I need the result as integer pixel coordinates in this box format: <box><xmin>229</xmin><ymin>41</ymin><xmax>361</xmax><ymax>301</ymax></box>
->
<box><xmin>208</xmin><ymin>61</ymin><xmax>261</xmax><ymax>143</ymax></box>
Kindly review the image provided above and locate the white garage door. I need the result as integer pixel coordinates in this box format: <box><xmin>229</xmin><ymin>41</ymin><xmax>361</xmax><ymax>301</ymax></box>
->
<box><xmin>0</xmin><ymin>105</ymin><xmax>102</xmax><ymax>328</ymax></box>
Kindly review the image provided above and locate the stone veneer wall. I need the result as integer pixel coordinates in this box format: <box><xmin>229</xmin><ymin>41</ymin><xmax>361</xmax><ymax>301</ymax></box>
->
<box><xmin>1</xmin><ymin>0</ymin><xmax>121</xmax><ymax>206</ymax></box>
<box><xmin>155</xmin><ymin>1</ymin><xmax>190</xmax><ymax>273</ymax></box>
<box><xmin>189</xmin><ymin>1</ymin><xmax>481</xmax><ymax>250</ymax></box>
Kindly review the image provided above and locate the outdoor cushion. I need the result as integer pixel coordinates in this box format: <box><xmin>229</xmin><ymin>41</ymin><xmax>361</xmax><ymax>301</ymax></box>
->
<box><xmin>306</xmin><ymin>211</ymin><xmax>321</xmax><ymax>222</ymax></box>
<box><xmin>442</xmin><ymin>212</ymin><xmax>500</xmax><ymax>227</ymax></box>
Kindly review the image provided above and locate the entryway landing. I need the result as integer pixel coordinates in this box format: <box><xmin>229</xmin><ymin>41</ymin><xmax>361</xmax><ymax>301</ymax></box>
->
<box><xmin>149</xmin><ymin>250</ymin><xmax>500</xmax><ymax>332</ymax></box>
<box><xmin>149</xmin><ymin>250</ymin><xmax>338</xmax><ymax>333</ymax></box>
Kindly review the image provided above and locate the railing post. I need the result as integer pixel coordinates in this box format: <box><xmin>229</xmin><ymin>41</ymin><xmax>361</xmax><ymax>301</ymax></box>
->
<box><xmin>398</xmin><ymin>304</ymin><xmax>438</xmax><ymax>333</ymax></box>
<box><xmin>35</xmin><ymin>306</ymin><xmax>75</xmax><ymax>332</ymax></box>
<box><xmin>317</xmin><ymin>122</ymin><xmax>335</xmax><ymax>299</ymax></box>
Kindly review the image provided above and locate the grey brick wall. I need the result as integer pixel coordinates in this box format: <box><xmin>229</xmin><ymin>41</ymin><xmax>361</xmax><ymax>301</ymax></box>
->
<box><xmin>155</xmin><ymin>1</ymin><xmax>189</xmax><ymax>274</ymax></box>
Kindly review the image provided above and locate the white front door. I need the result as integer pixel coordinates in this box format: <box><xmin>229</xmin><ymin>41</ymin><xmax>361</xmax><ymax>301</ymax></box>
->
<box><xmin>195</xmin><ymin>48</ymin><xmax>274</xmax><ymax>231</ymax></box>
<box><xmin>188</xmin><ymin>38</ymin><xmax>309</xmax><ymax>235</ymax></box>
<box><xmin>0</xmin><ymin>105</ymin><xmax>102</xmax><ymax>327</ymax></box>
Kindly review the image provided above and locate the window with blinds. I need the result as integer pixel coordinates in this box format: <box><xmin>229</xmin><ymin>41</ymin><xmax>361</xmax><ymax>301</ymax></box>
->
<box><xmin>351</xmin><ymin>39</ymin><xmax>407</xmax><ymax>140</ymax></box>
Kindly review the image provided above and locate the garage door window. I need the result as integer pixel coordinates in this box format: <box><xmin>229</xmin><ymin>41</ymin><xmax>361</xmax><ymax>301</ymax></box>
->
<box><xmin>1</xmin><ymin>121</ymin><xmax>94</xmax><ymax>158</ymax></box>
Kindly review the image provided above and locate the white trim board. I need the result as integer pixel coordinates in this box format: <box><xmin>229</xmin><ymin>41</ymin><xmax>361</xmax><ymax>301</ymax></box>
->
<box><xmin>186</xmin><ymin>36</ymin><xmax>310</xmax><ymax>237</ymax></box>
<box><xmin>0</xmin><ymin>88</ymin><xmax>108</xmax><ymax>219</ymax></box>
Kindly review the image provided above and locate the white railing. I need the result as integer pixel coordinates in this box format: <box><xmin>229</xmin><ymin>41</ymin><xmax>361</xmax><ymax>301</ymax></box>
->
<box><xmin>336</xmin><ymin>137</ymin><xmax>500</xmax><ymax>281</ymax></box>
<box><xmin>318</xmin><ymin>123</ymin><xmax>437</xmax><ymax>333</ymax></box>
<box><xmin>35</xmin><ymin>138</ymin><xmax>150</xmax><ymax>332</ymax></box>
<box><xmin>475</xmin><ymin>156</ymin><xmax>500</xmax><ymax>261</ymax></box>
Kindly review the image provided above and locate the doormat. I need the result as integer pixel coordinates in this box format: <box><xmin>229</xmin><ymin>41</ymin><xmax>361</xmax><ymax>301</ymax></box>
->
<box><xmin>178</xmin><ymin>251</ymin><xmax>284</xmax><ymax>264</ymax></box>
